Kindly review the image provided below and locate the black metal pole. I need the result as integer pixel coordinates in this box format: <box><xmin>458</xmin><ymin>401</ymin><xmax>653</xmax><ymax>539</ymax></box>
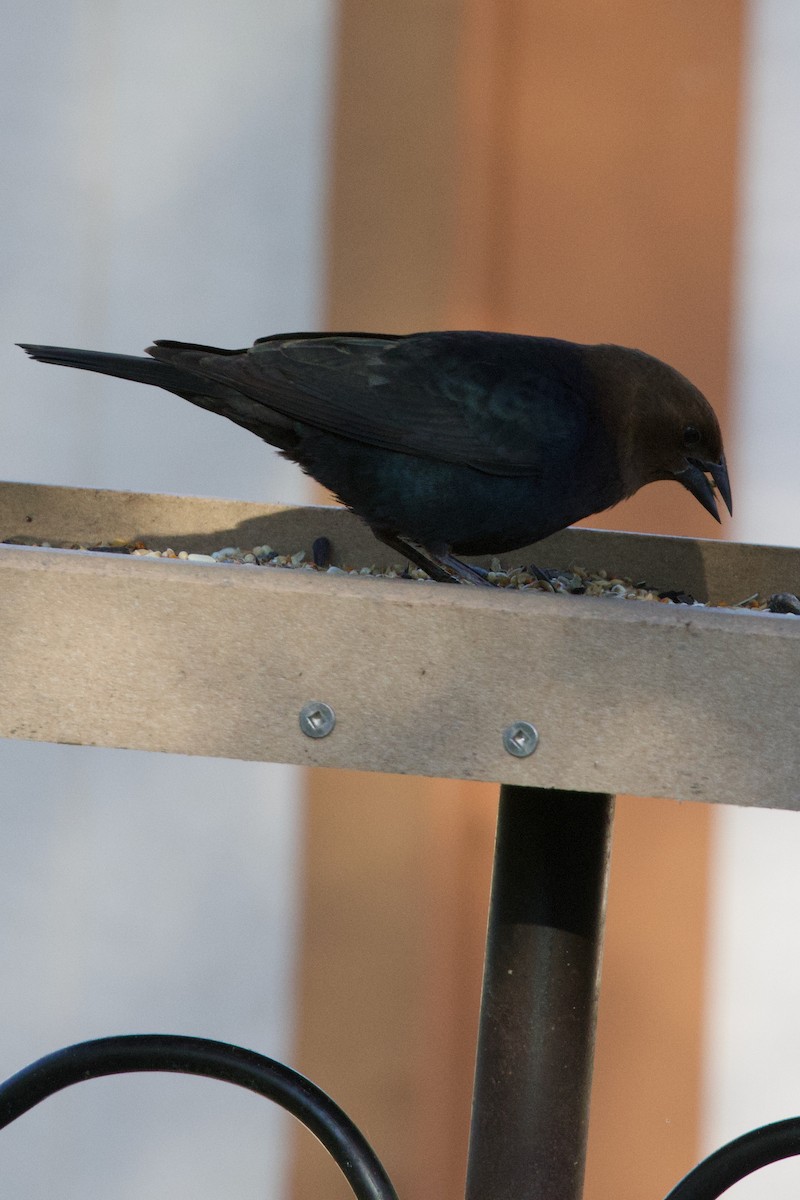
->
<box><xmin>465</xmin><ymin>785</ymin><xmax>615</xmax><ymax>1200</ymax></box>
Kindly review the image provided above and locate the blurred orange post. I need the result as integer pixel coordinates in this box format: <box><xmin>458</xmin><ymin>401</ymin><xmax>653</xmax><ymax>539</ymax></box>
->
<box><xmin>291</xmin><ymin>5</ymin><xmax>744</xmax><ymax>1200</ymax></box>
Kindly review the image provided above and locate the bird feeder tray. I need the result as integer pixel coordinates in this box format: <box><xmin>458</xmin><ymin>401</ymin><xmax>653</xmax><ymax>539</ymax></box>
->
<box><xmin>1</xmin><ymin>479</ymin><xmax>797</xmax><ymax>808</ymax></box>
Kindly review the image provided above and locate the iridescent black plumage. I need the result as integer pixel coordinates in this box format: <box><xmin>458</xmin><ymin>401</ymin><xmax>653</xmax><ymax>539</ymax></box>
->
<box><xmin>19</xmin><ymin>331</ymin><xmax>731</xmax><ymax>582</ymax></box>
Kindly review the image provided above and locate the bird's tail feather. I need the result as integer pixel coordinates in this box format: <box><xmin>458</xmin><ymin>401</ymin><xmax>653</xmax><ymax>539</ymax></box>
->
<box><xmin>18</xmin><ymin>342</ymin><xmax>299</xmax><ymax>448</ymax></box>
<box><xmin>17</xmin><ymin>344</ymin><xmax>205</xmax><ymax>396</ymax></box>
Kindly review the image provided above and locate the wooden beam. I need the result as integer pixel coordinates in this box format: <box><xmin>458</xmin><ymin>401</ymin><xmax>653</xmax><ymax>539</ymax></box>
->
<box><xmin>3</xmin><ymin>480</ymin><xmax>796</xmax><ymax>797</ymax></box>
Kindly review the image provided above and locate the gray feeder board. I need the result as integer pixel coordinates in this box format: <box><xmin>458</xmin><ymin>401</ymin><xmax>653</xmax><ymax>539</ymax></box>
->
<box><xmin>1</xmin><ymin>480</ymin><xmax>798</xmax><ymax>808</ymax></box>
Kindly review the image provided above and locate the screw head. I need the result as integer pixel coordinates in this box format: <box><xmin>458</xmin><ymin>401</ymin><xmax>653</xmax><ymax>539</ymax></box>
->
<box><xmin>502</xmin><ymin>720</ymin><xmax>539</xmax><ymax>758</ymax></box>
<box><xmin>299</xmin><ymin>701</ymin><xmax>336</xmax><ymax>739</ymax></box>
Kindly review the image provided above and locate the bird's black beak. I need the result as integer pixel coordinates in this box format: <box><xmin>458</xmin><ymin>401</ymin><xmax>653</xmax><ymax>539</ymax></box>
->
<box><xmin>674</xmin><ymin>454</ymin><xmax>733</xmax><ymax>522</ymax></box>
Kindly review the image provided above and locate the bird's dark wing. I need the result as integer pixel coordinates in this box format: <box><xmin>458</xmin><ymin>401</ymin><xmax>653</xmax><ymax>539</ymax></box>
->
<box><xmin>148</xmin><ymin>331</ymin><xmax>594</xmax><ymax>477</ymax></box>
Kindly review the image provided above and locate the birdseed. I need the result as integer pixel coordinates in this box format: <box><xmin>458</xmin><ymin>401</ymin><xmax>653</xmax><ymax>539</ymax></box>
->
<box><xmin>1</xmin><ymin>534</ymin><xmax>797</xmax><ymax>616</ymax></box>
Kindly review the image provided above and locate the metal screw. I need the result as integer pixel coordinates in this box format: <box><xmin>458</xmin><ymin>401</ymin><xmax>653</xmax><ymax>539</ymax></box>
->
<box><xmin>299</xmin><ymin>701</ymin><xmax>336</xmax><ymax>739</ymax></box>
<box><xmin>502</xmin><ymin>720</ymin><xmax>539</xmax><ymax>758</ymax></box>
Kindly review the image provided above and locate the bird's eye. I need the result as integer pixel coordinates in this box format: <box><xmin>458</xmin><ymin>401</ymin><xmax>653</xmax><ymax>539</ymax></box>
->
<box><xmin>683</xmin><ymin>425</ymin><xmax>701</xmax><ymax>448</ymax></box>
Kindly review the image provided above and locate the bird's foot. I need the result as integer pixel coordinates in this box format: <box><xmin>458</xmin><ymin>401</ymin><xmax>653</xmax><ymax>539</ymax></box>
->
<box><xmin>435</xmin><ymin>553</ymin><xmax>493</xmax><ymax>586</ymax></box>
<box><xmin>527</xmin><ymin>562</ymin><xmax>556</xmax><ymax>585</ymax></box>
<box><xmin>377</xmin><ymin>534</ymin><xmax>492</xmax><ymax>585</ymax></box>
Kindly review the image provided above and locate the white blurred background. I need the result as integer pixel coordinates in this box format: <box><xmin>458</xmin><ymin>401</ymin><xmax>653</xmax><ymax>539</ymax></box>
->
<box><xmin>0</xmin><ymin>1</ymin><xmax>330</xmax><ymax>1195</ymax></box>
<box><xmin>703</xmin><ymin>3</ymin><xmax>800</xmax><ymax>1197</ymax></box>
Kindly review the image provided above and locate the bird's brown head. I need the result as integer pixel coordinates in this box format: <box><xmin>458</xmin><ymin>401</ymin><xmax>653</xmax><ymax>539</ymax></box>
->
<box><xmin>585</xmin><ymin>344</ymin><xmax>732</xmax><ymax>523</ymax></box>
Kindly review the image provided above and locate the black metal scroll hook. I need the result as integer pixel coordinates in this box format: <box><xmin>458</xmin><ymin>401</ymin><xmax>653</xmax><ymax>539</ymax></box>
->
<box><xmin>663</xmin><ymin>1115</ymin><xmax>800</xmax><ymax>1199</ymax></box>
<box><xmin>0</xmin><ymin>1034</ymin><xmax>399</xmax><ymax>1200</ymax></box>
<box><xmin>3</xmin><ymin>1033</ymin><xmax>799</xmax><ymax>1198</ymax></box>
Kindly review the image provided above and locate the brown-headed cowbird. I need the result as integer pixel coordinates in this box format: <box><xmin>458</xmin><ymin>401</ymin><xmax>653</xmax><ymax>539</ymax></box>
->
<box><xmin>19</xmin><ymin>332</ymin><xmax>731</xmax><ymax>583</ymax></box>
